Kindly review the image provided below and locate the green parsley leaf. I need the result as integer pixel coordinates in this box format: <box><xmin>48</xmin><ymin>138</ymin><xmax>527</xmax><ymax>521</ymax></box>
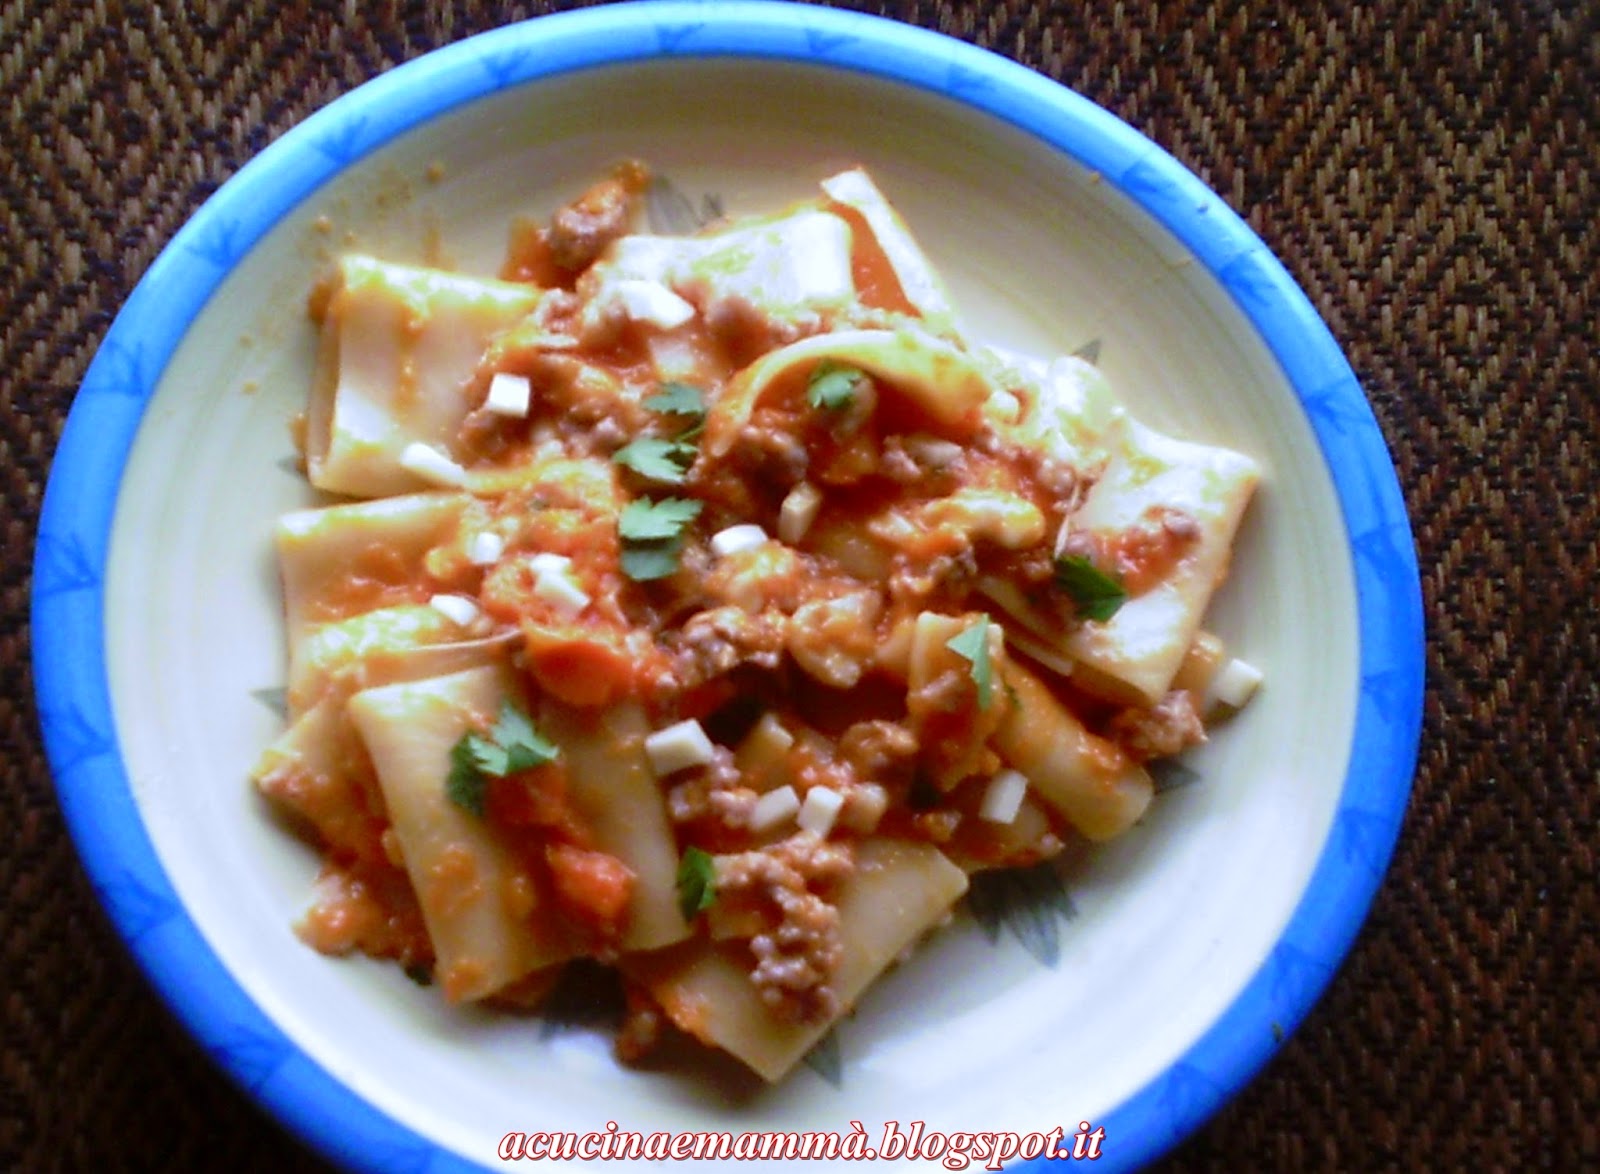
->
<box><xmin>445</xmin><ymin>702</ymin><xmax>558</xmax><ymax>816</ymax></box>
<box><xmin>617</xmin><ymin>384</ymin><xmax>706</xmax><ymax>484</ymax></box>
<box><xmin>618</xmin><ymin>497</ymin><xmax>703</xmax><ymax>581</ymax></box>
<box><xmin>945</xmin><ymin>614</ymin><xmax>994</xmax><ymax>711</ymax></box>
<box><xmin>471</xmin><ymin>729</ymin><xmax>514</xmax><ymax>775</ymax></box>
<box><xmin>1054</xmin><ymin>554</ymin><xmax>1128</xmax><ymax>622</ymax></box>
<box><xmin>613</xmin><ymin>436</ymin><xmax>696</xmax><ymax>485</ymax></box>
<box><xmin>618</xmin><ymin>496</ymin><xmax>702</xmax><ymax>542</ymax></box>
<box><xmin>489</xmin><ymin>702</ymin><xmax>539</xmax><ymax>752</ymax></box>
<box><xmin>806</xmin><ymin>360</ymin><xmax>864</xmax><ymax>411</ymax></box>
<box><xmin>447</xmin><ymin>737</ymin><xmax>492</xmax><ymax>816</ymax></box>
<box><xmin>620</xmin><ymin>541</ymin><xmax>685</xmax><ymax>582</ymax></box>
<box><xmin>676</xmin><ymin>847</ymin><xmax>717</xmax><ymax>920</ymax></box>
<box><xmin>643</xmin><ymin>381</ymin><xmax>707</xmax><ymax>419</ymax></box>
<box><xmin>491</xmin><ymin>702</ymin><xmax>560</xmax><ymax>773</ymax></box>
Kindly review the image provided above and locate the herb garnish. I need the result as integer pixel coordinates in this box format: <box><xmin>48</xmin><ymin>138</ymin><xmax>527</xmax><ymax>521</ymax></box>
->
<box><xmin>618</xmin><ymin>496</ymin><xmax>704</xmax><ymax>582</ymax></box>
<box><xmin>676</xmin><ymin>847</ymin><xmax>717</xmax><ymax>920</ymax></box>
<box><xmin>614</xmin><ymin>383</ymin><xmax>709</xmax><ymax>484</ymax></box>
<box><xmin>446</xmin><ymin>701</ymin><xmax>560</xmax><ymax>816</ymax></box>
<box><xmin>806</xmin><ymin>360</ymin><xmax>864</xmax><ymax>412</ymax></box>
<box><xmin>612</xmin><ymin>436</ymin><xmax>697</xmax><ymax>485</ymax></box>
<box><xmin>618</xmin><ymin>497</ymin><xmax>702</xmax><ymax>541</ymax></box>
<box><xmin>618</xmin><ymin>543</ymin><xmax>684</xmax><ymax>582</ymax></box>
<box><xmin>1053</xmin><ymin>554</ymin><xmax>1128</xmax><ymax>622</ymax></box>
<box><xmin>945</xmin><ymin>614</ymin><xmax>995</xmax><ymax>711</ymax></box>
<box><xmin>642</xmin><ymin>381</ymin><xmax>706</xmax><ymax>420</ymax></box>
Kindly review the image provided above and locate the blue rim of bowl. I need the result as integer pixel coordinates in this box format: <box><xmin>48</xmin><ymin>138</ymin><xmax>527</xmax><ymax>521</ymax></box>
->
<box><xmin>31</xmin><ymin>2</ymin><xmax>1423</xmax><ymax>1170</ymax></box>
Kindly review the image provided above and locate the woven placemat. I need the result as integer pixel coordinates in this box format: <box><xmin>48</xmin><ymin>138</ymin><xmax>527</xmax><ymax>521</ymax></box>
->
<box><xmin>4</xmin><ymin>1</ymin><xmax>1596</xmax><ymax>1170</ymax></box>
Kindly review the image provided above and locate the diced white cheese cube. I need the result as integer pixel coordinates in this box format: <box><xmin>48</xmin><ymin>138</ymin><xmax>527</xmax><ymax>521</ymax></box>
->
<box><xmin>839</xmin><ymin>782</ymin><xmax>889</xmax><ymax>834</ymax></box>
<box><xmin>614</xmin><ymin>279</ymin><xmax>697</xmax><ymax>330</ymax></box>
<box><xmin>644</xmin><ymin>719</ymin><xmax>717</xmax><ymax>777</ymax></box>
<box><xmin>484</xmin><ymin>372</ymin><xmax>532</xmax><ymax>418</ymax></box>
<box><xmin>979</xmin><ymin>769</ymin><xmax>1029</xmax><ymax>824</ymax></box>
<box><xmin>399</xmin><ymin>443</ymin><xmax>467</xmax><ymax>488</ymax></box>
<box><xmin>797</xmin><ymin>786</ymin><xmax>844</xmax><ymax>837</ymax></box>
<box><xmin>528</xmin><ymin>552</ymin><xmax>572</xmax><ymax>575</ymax></box>
<box><xmin>750</xmin><ymin>712</ymin><xmax>794</xmax><ymax>755</ymax></box>
<box><xmin>777</xmin><ymin>481</ymin><xmax>822</xmax><ymax>545</ymax></box>
<box><xmin>428</xmin><ymin>593</ymin><xmax>480</xmax><ymax>627</ymax></box>
<box><xmin>749</xmin><ymin>785</ymin><xmax>801</xmax><ymax>832</ymax></box>
<box><xmin>1209</xmin><ymin>656</ymin><xmax>1264</xmax><ymax>710</ymax></box>
<box><xmin>532</xmin><ymin>565</ymin><xmax>590</xmax><ymax>619</ymax></box>
<box><xmin>710</xmin><ymin>523</ymin><xmax>768</xmax><ymax>557</ymax></box>
<box><xmin>466</xmin><ymin>531</ymin><xmax>504</xmax><ymax>566</ymax></box>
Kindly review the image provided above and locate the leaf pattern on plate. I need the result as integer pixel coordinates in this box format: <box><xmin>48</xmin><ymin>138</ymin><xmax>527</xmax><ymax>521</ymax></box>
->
<box><xmin>1073</xmin><ymin>337</ymin><xmax>1103</xmax><ymax>364</ymax></box>
<box><xmin>1151</xmin><ymin>759</ymin><xmax>1202</xmax><ymax>794</ymax></box>
<box><xmin>251</xmin><ymin>686</ymin><xmax>288</xmax><ymax>718</ymax></box>
<box><xmin>37</xmin><ymin>701</ymin><xmax>115</xmax><ymax>776</ymax></box>
<box><xmin>81</xmin><ymin>334</ymin><xmax>152</xmax><ymax>399</ymax></box>
<box><xmin>803</xmin><ymin>28</ymin><xmax>858</xmax><ymax>55</ymax></box>
<box><xmin>198</xmin><ymin>1019</ymin><xmax>293</xmax><ymax>1094</ymax></box>
<box><xmin>966</xmin><ymin>859</ymin><xmax>1078</xmax><ymax>967</ymax></box>
<box><xmin>801</xmin><ymin>1026</ymin><xmax>843</xmax><ymax>1087</ymax></box>
<box><xmin>32</xmin><ymin>531</ymin><xmax>99</xmax><ymax>597</ymax></box>
<box><xmin>654</xmin><ymin>22</ymin><xmax>706</xmax><ymax>54</ymax></box>
<box><xmin>94</xmin><ymin>869</ymin><xmax>178</xmax><ymax>942</ymax></box>
<box><xmin>646</xmin><ymin>176</ymin><xmax>722</xmax><ymax>235</ymax></box>
<box><xmin>537</xmin><ymin>961</ymin><xmax>624</xmax><ymax>1040</ymax></box>
<box><xmin>945</xmin><ymin>62</ymin><xmax>996</xmax><ymax>99</ymax></box>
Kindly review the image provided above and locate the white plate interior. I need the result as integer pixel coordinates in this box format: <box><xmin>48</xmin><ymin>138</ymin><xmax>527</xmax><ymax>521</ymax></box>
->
<box><xmin>104</xmin><ymin>59</ymin><xmax>1356</xmax><ymax>1165</ymax></box>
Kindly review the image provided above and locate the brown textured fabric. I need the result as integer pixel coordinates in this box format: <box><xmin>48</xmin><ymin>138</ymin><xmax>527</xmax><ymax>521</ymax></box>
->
<box><xmin>3</xmin><ymin>1</ymin><xmax>1596</xmax><ymax>1170</ymax></box>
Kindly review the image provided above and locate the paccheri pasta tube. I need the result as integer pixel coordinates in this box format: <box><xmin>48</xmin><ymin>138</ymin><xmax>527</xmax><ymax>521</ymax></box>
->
<box><xmin>254</xmin><ymin>165</ymin><xmax>1264</xmax><ymax>1081</ymax></box>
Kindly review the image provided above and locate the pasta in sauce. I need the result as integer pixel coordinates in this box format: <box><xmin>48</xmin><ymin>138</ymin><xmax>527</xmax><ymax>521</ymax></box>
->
<box><xmin>252</xmin><ymin>164</ymin><xmax>1263</xmax><ymax>1082</ymax></box>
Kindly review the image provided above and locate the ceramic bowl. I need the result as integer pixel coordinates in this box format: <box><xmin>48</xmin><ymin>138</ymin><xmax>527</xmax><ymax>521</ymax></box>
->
<box><xmin>32</xmin><ymin>4</ymin><xmax>1423</xmax><ymax>1170</ymax></box>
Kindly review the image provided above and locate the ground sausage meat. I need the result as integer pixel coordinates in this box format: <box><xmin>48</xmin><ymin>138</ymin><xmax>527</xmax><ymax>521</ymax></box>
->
<box><xmin>837</xmin><ymin>720</ymin><xmax>918</xmax><ymax>788</ymax></box>
<box><xmin>730</xmin><ymin>412</ymin><xmax>811</xmax><ymax>486</ymax></box>
<box><xmin>666</xmin><ymin>747</ymin><xmax>757</xmax><ymax>835</ymax></box>
<box><xmin>667</xmin><ymin>606</ymin><xmax>787</xmax><ymax>689</ymax></box>
<box><xmin>1107</xmin><ymin>689</ymin><xmax>1208</xmax><ymax>761</ymax></box>
<box><xmin>713</xmin><ymin>832</ymin><xmax>855</xmax><ymax>1022</ymax></box>
<box><xmin>889</xmin><ymin>546</ymin><xmax>978</xmax><ymax>603</ymax></box>
<box><xmin>547</xmin><ymin>165</ymin><xmax>647</xmax><ymax>271</ymax></box>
